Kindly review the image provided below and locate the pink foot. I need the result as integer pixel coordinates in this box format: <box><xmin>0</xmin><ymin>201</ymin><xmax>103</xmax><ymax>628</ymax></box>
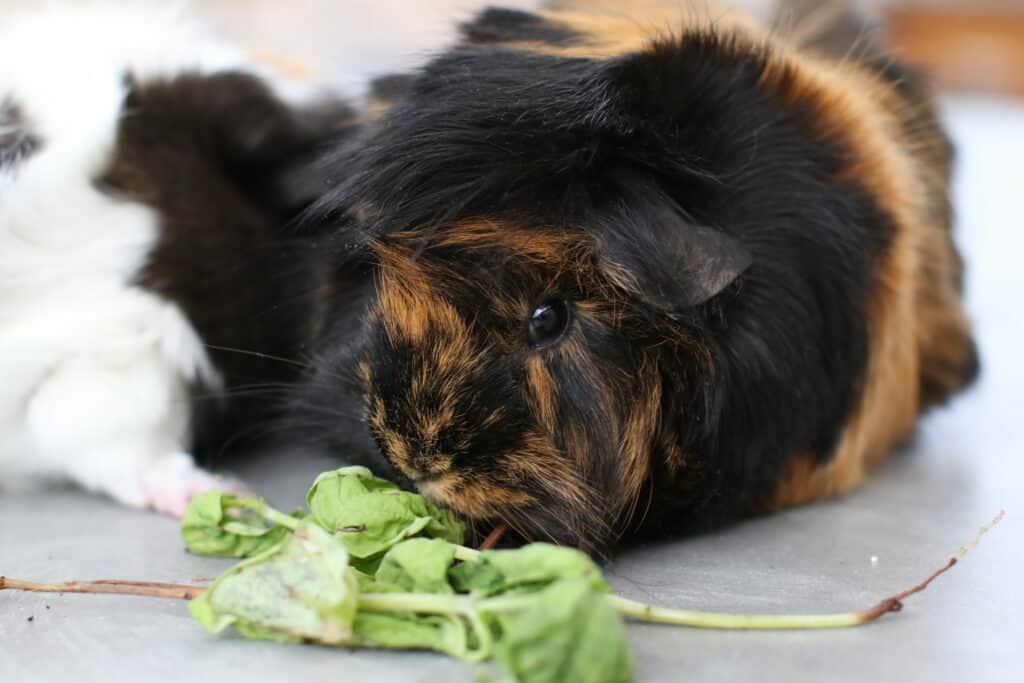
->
<box><xmin>141</xmin><ymin>453</ymin><xmax>247</xmax><ymax>518</ymax></box>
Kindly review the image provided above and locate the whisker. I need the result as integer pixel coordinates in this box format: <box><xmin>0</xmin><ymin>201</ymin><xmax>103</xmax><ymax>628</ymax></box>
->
<box><xmin>203</xmin><ymin>344</ymin><xmax>309</xmax><ymax>369</ymax></box>
<box><xmin>208</xmin><ymin>418</ymin><xmax>292</xmax><ymax>461</ymax></box>
<box><xmin>187</xmin><ymin>382</ymin><xmax>296</xmax><ymax>402</ymax></box>
<box><xmin>499</xmin><ymin>511</ymin><xmax>533</xmax><ymax>548</ymax></box>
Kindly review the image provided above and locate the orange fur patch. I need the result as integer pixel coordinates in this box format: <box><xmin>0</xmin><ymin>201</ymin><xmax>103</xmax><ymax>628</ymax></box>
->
<box><xmin>419</xmin><ymin>473</ymin><xmax>535</xmax><ymax>518</ymax></box>
<box><xmin>524</xmin><ymin>356</ymin><xmax>559</xmax><ymax>433</ymax></box>
<box><xmin>758</xmin><ymin>15</ymin><xmax>973</xmax><ymax>507</ymax></box>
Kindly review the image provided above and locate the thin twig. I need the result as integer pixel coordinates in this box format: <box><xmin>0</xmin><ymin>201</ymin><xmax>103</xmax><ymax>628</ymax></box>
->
<box><xmin>613</xmin><ymin>510</ymin><xmax>1005</xmax><ymax>630</ymax></box>
<box><xmin>3</xmin><ymin>511</ymin><xmax>1005</xmax><ymax>631</ymax></box>
<box><xmin>855</xmin><ymin>558</ymin><xmax>955</xmax><ymax>623</ymax></box>
<box><xmin>0</xmin><ymin>577</ymin><xmax>205</xmax><ymax>600</ymax></box>
<box><xmin>858</xmin><ymin>509</ymin><xmax>1004</xmax><ymax>623</ymax></box>
<box><xmin>958</xmin><ymin>509</ymin><xmax>1005</xmax><ymax>560</ymax></box>
<box><xmin>478</xmin><ymin>524</ymin><xmax>509</xmax><ymax>551</ymax></box>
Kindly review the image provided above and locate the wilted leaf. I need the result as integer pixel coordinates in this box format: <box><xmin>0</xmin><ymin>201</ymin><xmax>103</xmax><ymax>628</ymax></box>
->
<box><xmin>306</xmin><ymin>467</ymin><xmax>464</xmax><ymax>557</ymax></box>
<box><xmin>352</xmin><ymin>612</ymin><xmax>471</xmax><ymax>659</ymax></box>
<box><xmin>371</xmin><ymin>538</ymin><xmax>457</xmax><ymax>594</ymax></box>
<box><xmin>182</xmin><ymin>470</ymin><xmax>636</xmax><ymax>683</ymax></box>
<box><xmin>491</xmin><ymin>579</ymin><xmax>633</xmax><ymax>683</ymax></box>
<box><xmin>180</xmin><ymin>491</ymin><xmax>297</xmax><ymax>558</ymax></box>
<box><xmin>189</xmin><ymin>523</ymin><xmax>359</xmax><ymax>644</ymax></box>
<box><xmin>450</xmin><ymin>544</ymin><xmax>607</xmax><ymax>596</ymax></box>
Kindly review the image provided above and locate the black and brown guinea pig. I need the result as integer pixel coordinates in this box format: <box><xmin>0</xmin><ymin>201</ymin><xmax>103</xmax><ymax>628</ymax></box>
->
<box><xmin>294</xmin><ymin>0</ymin><xmax>979</xmax><ymax>554</ymax></box>
<box><xmin>0</xmin><ymin>4</ymin><xmax>351</xmax><ymax>515</ymax></box>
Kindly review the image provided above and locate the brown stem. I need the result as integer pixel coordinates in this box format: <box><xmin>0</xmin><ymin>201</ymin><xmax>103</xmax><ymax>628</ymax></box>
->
<box><xmin>0</xmin><ymin>577</ymin><xmax>205</xmax><ymax>600</ymax></box>
<box><xmin>855</xmin><ymin>557</ymin><xmax>956</xmax><ymax>623</ymax></box>
<box><xmin>856</xmin><ymin>509</ymin><xmax>1005</xmax><ymax>624</ymax></box>
<box><xmin>478</xmin><ymin>524</ymin><xmax>509</xmax><ymax>551</ymax></box>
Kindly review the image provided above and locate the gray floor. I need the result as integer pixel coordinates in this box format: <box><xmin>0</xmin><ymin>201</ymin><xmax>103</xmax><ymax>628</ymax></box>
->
<box><xmin>3</xmin><ymin>3</ymin><xmax>1024</xmax><ymax>681</ymax></box>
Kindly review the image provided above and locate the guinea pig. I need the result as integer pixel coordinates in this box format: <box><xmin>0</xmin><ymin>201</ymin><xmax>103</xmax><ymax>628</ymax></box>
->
<box><xmin>0</xmin><ymin>4</ymin><xmax>352</xmax><ymax>515</ymax></box>
<box><xmin>295</xmin><ymin>1</ymin><xmax>979</xmax><ymax>554</ymax></box>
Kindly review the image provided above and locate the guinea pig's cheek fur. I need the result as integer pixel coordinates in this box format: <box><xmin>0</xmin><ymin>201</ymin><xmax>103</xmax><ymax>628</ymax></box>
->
<box><xmin>367</xmin><ymin>401</ymin><xmax>424</xmax><ymax>481</ymax></box>
<box><xmin>417</xmin><ymin>472</ymin><xmax>534</xmax><ymax>520</ymax></box>
<box><xmin>415</xmin><ymin>477</ymin><xmax>449</xmax><ymax>502</ymax></box>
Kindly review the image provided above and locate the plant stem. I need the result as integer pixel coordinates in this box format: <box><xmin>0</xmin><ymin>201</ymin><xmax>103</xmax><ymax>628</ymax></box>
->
<box><xmin>358</xmin><ymin>590</ymin><xmax>493</xmax><ymax>661</ymax></box>
<box><xmin>453</xmin><ymin>545</ymin><xmax>482</xmax><ymax>563</ymax></box>
<box><xmin>478</xmin><ymin>524</ymin><xmax>509</xmax><ymax>551</ymax></box>
<box><xmin>610</xmin><ymin>595</ymin><xmax>865</xmax><ymax>629</ymax></box>
<box><xmin>0</xmin><ymin>579</ymin><xmax>519</xmax><ymax>621</ymax></box>
<box><xmin>463</xmin><ymin>608</ymin><xmax>495</xmax><ymax>662</ymax></box>
<box><xmin>230</xmin><ymin>497</ymin><xmax>300</xmax><ymax>531</ymax></box>
<box><xmin>610</xmin><ymin>510</ymin><xmax>1003</xmax><ymax>630</ymax></box>
<box><xmin>358</xmin><ymin>591</ymin><xmax>468</xmax><ymax>616</ymax></box>
<box><xmin>0</xmin><ymin>577</ymin><xmax>205</xmax><ymax>600</ymax></box>
<box><xmin>611</xmin><ymin>555</ymin><xmax>959</xmax><ymax>630</ymax></box>
<box><xmin>4</xmin><ymin>511</ymin><xmax>1003</xmax><ymax>634</ymax></box>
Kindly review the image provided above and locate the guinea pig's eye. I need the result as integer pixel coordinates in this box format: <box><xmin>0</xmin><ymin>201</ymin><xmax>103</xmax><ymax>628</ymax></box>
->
<box><xmin>527</xmin><ymin>298</ymin><xmax>571</xmax><ymax>349</ymax></box>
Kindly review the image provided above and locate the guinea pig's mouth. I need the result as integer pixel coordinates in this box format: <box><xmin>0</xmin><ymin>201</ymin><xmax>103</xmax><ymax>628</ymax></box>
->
<box><xmin>390</xmin><ymin>470</ymin><xmax>468</xmax><ymax>518</ymax></box>
<box><xmin>391</xmin><ymin>467</ymin><xmax>462</xmax><ymax>511</ymax></box>
<box><xmin>410</xmin><ymin>474</ymin><xmax>456</xmax><ymax>502</ymax></box>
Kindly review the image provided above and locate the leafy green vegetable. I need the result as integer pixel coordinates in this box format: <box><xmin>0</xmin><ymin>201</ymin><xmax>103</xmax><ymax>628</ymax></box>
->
<box><xmin>352</xmin><ymin>612</ymin><xmax>471</xmax><ymax>659</ymax></box>
<box><xmin>490</xmin><ymin>579</ymin><xmax>633</xmax><ymax>683</ymax></box>
<box><xmin>447</xmin><ymin>545</ymin><xmax>631</xmax><ymax>681</ymax></box>
<box><xmin>184</xmin><ymin>470</ymin><xmax>635</xmax><ymax>682</ymax></box>
<box><xmin>305</xmin><ymin>466</ymin><xmax>401</xmax><ymax>505</ymax></box>
<box><xmin>180</xmin><ymin>491</ymin><xmax>299</xmax><ymax>558</ymax></box>
<box><xmin>372</xmin><ymin>538</ymin><xmax>457</xmax><ymax>594</ymax></box>
<box><xmin>189</xmin><ymin>523</ymin><xmax>359</xmax><ymax>644</ymax></box>
<box><xmin>306</xmin><ymin>466</ymin><xmax>465</xmax><ymax>557</ymax></box>
<box><xmin>76</xmin><ymin>460</ymin><xmax>974</xmax><ymax>682</ymax></box>
<box><xmin>450</xmin><ymin>544</ymin><xmax>607</xmax><ymax>596</ymax></box>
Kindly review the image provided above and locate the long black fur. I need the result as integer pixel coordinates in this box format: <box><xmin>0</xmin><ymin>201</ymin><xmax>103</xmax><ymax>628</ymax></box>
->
<box><xmin>101</xmin><ymin>71</ymin><xmax>358</xmax><ymax>459</ymax></box>
<box><xmin>296</xmin><ymin>23</ymin><xmax>898</xmax><ymax>547</ymax></box>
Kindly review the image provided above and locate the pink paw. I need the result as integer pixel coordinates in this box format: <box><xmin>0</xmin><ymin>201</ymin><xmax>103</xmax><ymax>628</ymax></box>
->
<box><xmin>141</xmin><ymin>453</ymin><xmax>247</xmax><ymax>518</ymax></box>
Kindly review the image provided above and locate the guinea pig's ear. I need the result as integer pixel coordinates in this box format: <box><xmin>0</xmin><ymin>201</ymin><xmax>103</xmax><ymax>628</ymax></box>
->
<box><xmin>595</xmin><ymin>183</ymin><xmax>752</xmax><ymax>312</ymax></box>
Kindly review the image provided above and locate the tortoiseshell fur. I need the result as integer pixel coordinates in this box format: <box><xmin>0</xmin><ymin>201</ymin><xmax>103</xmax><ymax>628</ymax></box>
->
<box><xmin>297</xmin><ymin>2</ymin><xmax>978</xmax><ymax>554</ymax></box>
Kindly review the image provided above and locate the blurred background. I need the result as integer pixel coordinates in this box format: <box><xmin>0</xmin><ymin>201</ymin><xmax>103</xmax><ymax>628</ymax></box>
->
<box><xmin>878</xmin><ymin>0</ymin><xmax>1024</xmax><ymax>96</ymax></box>
<box><xmin>5</xmin><ymin>1</ymin><xmax>1021</xmax><ymax>97</ymax></box>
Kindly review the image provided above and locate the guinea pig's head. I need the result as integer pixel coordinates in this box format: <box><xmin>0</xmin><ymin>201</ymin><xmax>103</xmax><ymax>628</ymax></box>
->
<box><xmin>303</xmin><ymin>6</ymin><xmax>914</xmax><ymax>552</ymax></box>
<box><xmin>304</xmin><ymin>44</ymin><xmax>760</xmax><ymax>552</ymax></box>
<box><xmin>350</xmin><ymin>205</ymin><xmax>748</xmax><ymax>552</ymax></box>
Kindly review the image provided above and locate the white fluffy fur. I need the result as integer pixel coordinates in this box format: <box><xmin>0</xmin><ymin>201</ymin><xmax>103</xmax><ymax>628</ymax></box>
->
<box><xmin>0</xmin><ymin>3</ymin><xmax>299</xmax><ymax>515</ymax></box>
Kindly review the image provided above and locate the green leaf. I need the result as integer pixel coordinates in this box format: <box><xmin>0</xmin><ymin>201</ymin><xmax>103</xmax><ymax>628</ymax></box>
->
<box><xmin>490</xmin><ymin>579</ymin><xmax>633</xmax><ymax>683</ymax></box>
<box><xmin>450</xmin><ymin>543</ymin><xmax>607</xmax><ymax>596</ymax></box>
<box><xmin>306</xmin><ymin>466</ymin><xmax>399</xmax><ymax>506</ymax></box>
<box><xmin>182</xmin><ymin>470</ymin><xmax>634</xmax><ymax>683</ymax></box>
<box><xmin>180</xmin><ymin>491</ymin><xmax>297</xmax><ymax>558</ymax></box>
<box><xmin>350</xmin><ymin>553</ymin><xmax>385</xmax><ymax>577</ymax></box>
<box><xmin>188</xmin><ymin>523</ymin><xmax>359</xmax><ymax>644</ymax></box>
<box><xmin>371</xmin><ymin>538</ymin><xmax>457</xmax><ymax>594</ymax></box>
<box><xmin>352</xmin><ymin>612</ymin><xmax>471</xmax><ymax>659</ymax></box>
<box><xmin>306</xmin><ymin>467</ymin><xmax>465</xmax><ymax>557</ymax></box>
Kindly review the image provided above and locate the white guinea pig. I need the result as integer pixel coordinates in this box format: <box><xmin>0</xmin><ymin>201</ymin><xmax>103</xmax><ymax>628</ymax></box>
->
<box><xmin>0</xmin><ymin>3</ymin><xmax>352</xmax><ymax>514</ymax></box>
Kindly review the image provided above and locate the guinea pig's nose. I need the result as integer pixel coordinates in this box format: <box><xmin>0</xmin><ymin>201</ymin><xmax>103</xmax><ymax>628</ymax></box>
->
<box><xmin>369</xmin><ymin>400</ymin><xmax>456</xmax><ymax>483</ymax></box>
<box><xmin>405</xmin><ymin>455</ymin><xmax>450</xmax><ymax>482</ymax></box>
<box><xmin>380</xmin><ymin>437</ymin><xmax>449</xmax><ymax>484</ymax></box>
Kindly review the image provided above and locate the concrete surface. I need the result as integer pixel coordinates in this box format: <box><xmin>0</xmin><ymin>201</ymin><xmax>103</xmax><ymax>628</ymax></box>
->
<box><xmin>2</xmin><ymin>2</ymin><xmax>1023</xmax><ymax>681</ymax></box>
